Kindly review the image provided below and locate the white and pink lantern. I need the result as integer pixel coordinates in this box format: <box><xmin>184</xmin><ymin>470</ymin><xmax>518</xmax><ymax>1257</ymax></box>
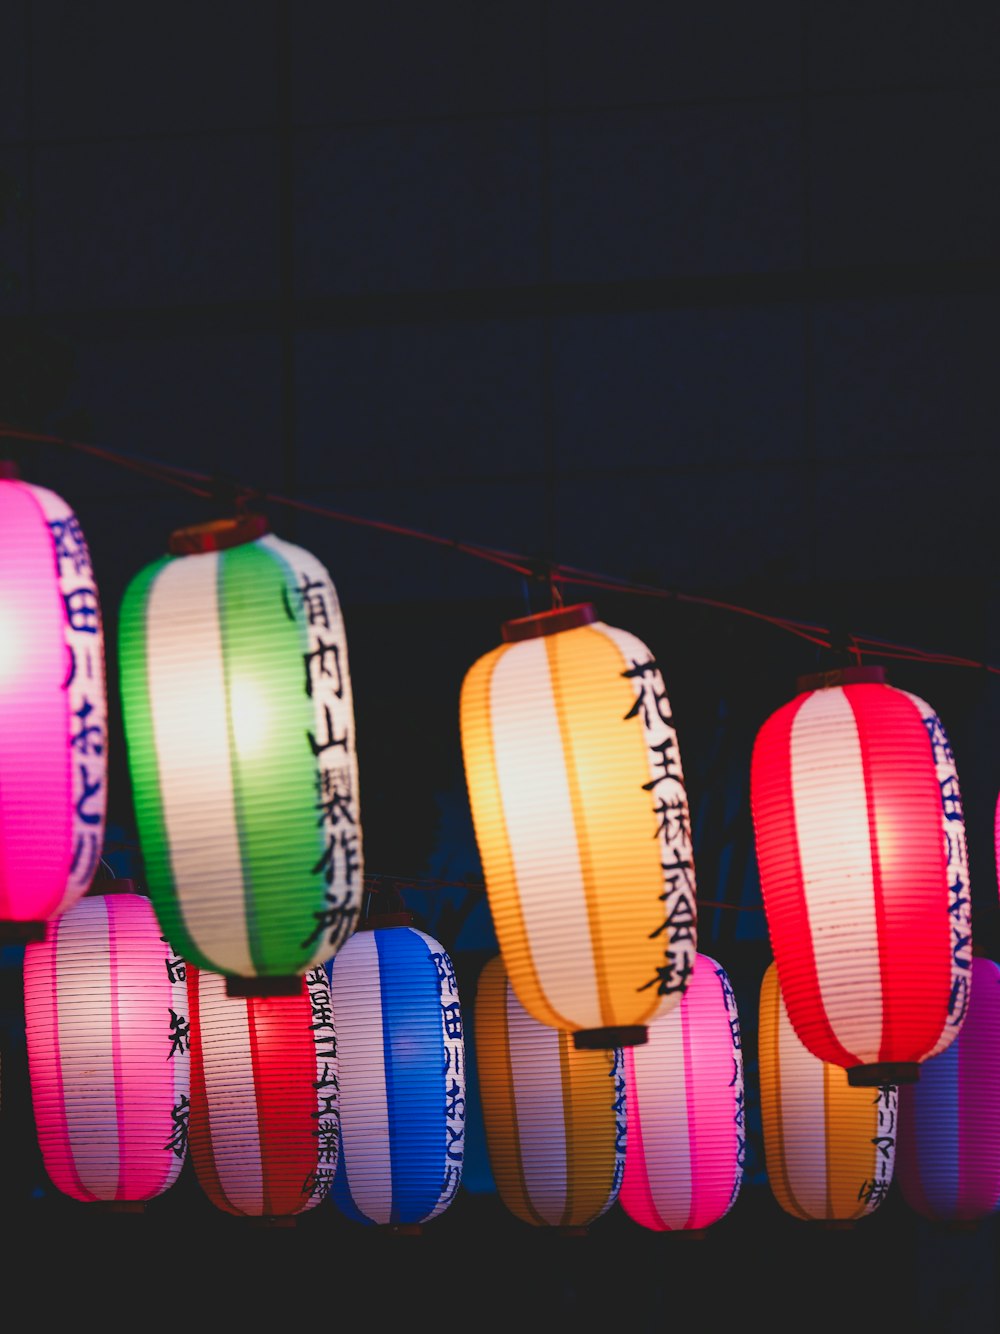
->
<box><xmin>0</xmin><ymin>467</ymin><xmax>107</xmax><ymax>941</ymax></box>
<box><xmin>23</xmin><ymin>880</ymin><xmax>190</xmax><ymax>1209</ymax></box>
<box><xmin>619</xmin><ymin>952</ymin><xmax>745</xmax><ymax>1232</ymax></box>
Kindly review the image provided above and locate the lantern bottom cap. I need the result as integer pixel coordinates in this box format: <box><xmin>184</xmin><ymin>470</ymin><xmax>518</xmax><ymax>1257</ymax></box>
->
<box><xmin>225</xmin><ymin>974</ymin><xmax>305</xmax><ymax>998</ymax></box>
<box><xmin>846</xmin><ymin>1061</ymin><xmax>919</xmax><ymax>1087</ymax></box>
<box><xmin>573</xmin><ymin>1024</ymin><xmax>647</xmax><ymax>1050</ymax></box>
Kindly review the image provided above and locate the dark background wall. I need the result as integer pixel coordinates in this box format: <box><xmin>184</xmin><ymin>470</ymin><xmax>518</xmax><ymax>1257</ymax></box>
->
<box><xmin>1</xmin><ymin>3</ymin><xmax>998</xmax><ymax>1324</ymax></box>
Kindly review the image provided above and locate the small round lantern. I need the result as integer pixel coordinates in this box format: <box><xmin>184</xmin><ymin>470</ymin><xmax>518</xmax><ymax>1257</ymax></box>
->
<box><xmin>23</xmin><ymin>880</ymin><xmax>190</xmax><ymax>1208</ymax></box>
<box><xmin>328</xmin><ymin>912</ymin><xmax>465</xmax><ymax>1230</ymax></box>
<box><xmin>619</xmin><ymin>952</ymin><xmax>745</xmax><ymax>1232</ymax></box>
<box><xmin>750</xmin><ymin>666</ymin><xmax>972</xmax><ymax>1086</ymax></box>
<box><xmin>0</xmin><ymin>469</ymin><xmax>107</xmax><ymax>940</ymax></box>
<box><xmin>460</xmin><ymin>603</ymin><xmax>697</xmax><ymax>1049</ymax></box>
<box><xmin>474</xmin><ymin>952</ymin><xmax>627</xmax><ymax>1232</ymax></box>
<box><xmin>118</xmin><ymin>513</ymin><xmax>363</xmax><ymax>993</ymax></box>
<box><xmin>187</xmin><ymin>963</ymin><xmax>339</xmax><ymax>1223</ymax></box>
<box><xmin>896</xmin><ymin>955</ymin><xmax>1000</xmax><ymax>1225</ymax></box>
<box><xmin>758</xmin><ymin>959</ymin><xmax>897</xmax><ymax>1225</ymax></box>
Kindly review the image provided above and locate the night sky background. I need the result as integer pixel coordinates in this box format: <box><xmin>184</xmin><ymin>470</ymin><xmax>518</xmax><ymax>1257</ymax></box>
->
<box><xmin>1</xmin><ymin>2</ymin><xmax>998</xmax><ymax>1326</ymax></box>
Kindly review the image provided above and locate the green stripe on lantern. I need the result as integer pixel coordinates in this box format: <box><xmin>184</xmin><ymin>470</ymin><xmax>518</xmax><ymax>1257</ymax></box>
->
<box><xmin>217</xmin><ymin>538</ymin><xmax>328</xmax><ymax>975</ymax></box>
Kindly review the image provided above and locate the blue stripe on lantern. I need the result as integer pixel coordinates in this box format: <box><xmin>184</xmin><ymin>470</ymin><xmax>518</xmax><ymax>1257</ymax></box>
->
<box><xmin>330</xmin><ymin>1152</ymin><xmax>370</xmax><ymax>1224</ymax></box>
<box><xmin>376</xmin><ymin>927</ymin><xmax>448</xmax><ymax>1224</ymax></box>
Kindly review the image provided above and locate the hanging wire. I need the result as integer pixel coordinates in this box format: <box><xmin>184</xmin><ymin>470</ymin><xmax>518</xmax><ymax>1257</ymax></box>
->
<box><xmin>2</xmin><ymin>422</ymin><xmax>997</xmax><ymax>678</ymax></box>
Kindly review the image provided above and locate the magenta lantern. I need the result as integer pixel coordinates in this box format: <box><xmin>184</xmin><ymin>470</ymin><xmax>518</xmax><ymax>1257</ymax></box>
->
<box><xmin>619</xmin><ymin>952</ymin><xmax>745</xmax><ymax>1232</ymax></box>
<box><xmin>23</xmin><ymin>881</ymin><xmax>190</xmax><ymax>1208</ymax></box>
<box><xmin>0</xmin><ymin>470</ymin><xmax>107</xmax><ymax>940</ymax></box>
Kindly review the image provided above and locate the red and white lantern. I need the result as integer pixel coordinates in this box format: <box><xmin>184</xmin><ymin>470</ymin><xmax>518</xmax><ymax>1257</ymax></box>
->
<box><xmin>750</xmin><ymin>666</ymin><xmax>972</xmax><ymax>1086</ymax></box>
<box><xmin>187</xmin><ymin>964</ymin><xmax>339</xmax><ymax>1223</ymax></box>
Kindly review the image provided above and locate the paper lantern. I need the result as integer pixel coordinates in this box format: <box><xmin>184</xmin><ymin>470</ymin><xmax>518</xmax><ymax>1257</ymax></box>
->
<box><xmin>328</xmin><ymin>917</ymin><xmax>465</xmax><ymax>1229</ymax></box>
<box><xmin>118</xmin><ymin>512</ymin><xmax>362</xmax><ymax>993</ymax></box>
<box><xmin>758</xmin><ymin>959</ymin><xmax>897</xmax><ymax>1225</ymax></box>
<box><xmin>22</xmin><ymin>881</ymin><xmax>190</xmax><ymax>1208</ymax></box>
<box><xmin>896</xmin><ymin>955</ymin><xmax>1000</xmax><ymax>1224</ymax></box>
<box><xmin>187</xmin><ymin>963</ymin><xmax>339</xmax><ymax>1223</ymax></box>
<box><xmin>619</xmin><ymin>952</ymin><xmax>745</xmax><ymax>1232</ymax></box>
<box><xmin>460</xmin><ymin>603</ymin><xmax>697</xmax><ymax>1049</ymax></box>
<box><xmin>474</xmin><ymin>952</ymin><xmax>627</xmax><ymax>1231</ymax></box>
<box><xmin>0</xmin><ymin>470</ymin><xmax>107</xmax><ymax>940</ymax></box>
<box><xmin>750</xmin><ymin>665</ymin><xmax>972</xmax><ymax>1086</ymax></box>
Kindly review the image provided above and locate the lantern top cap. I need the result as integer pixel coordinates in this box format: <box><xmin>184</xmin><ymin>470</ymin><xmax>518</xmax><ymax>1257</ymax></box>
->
<box><xmin>0</xmin><ymin>459</ymin><xmax>21</xmax><ymax>480</ymax></box>
<box><xmin>168</xmin><ymin>512</ymin><xmax>270</xmax><ymax>555</ymax></box>
<box><xmin>502</xmin><ymin>603</ymin><xmax>597</xmax><ymax>642</ymax></box>
<box><xmin>796</xmin><ymin>664</ymin><xmax>887</xmax><ymax>693</ymax></box>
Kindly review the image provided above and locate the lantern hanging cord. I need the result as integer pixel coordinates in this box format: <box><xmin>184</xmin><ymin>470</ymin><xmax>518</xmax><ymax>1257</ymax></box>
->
<box><xmin>2</xmin><ymin>423</ymin><xmax>997</xmax><ymax>678</ymax></box>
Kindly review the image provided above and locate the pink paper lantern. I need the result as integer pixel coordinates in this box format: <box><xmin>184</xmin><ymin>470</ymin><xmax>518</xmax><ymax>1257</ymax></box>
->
<box><xmin>23</xmin><ymin>881</ymin><xmax>190</xmax><ymax>1208</ymax></box>
<box><xmin>619</xmin><ymin>952</ymin><xmax>745</xmax><ymax>1232</ymax></box>
<box><xmin>0</xmin><ymin>472</ymin><xmax>107</xmax><ymax>940</ymax></box>
<box><xmin>896</xmin><ymin>955</ymin><xmax>1000</xmax><ymax>1224</ymax></box>
<box><xmin>187</xmin><ymin>964</ymin><xmax>339</xmax><ymax>1223</ymax></box>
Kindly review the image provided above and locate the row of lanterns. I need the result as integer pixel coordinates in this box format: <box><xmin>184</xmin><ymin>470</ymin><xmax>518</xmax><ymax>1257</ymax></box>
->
<box><xmin>20</xmin><ymin>875</ymin><xmax>1000</xmax><ymax>1229</ymax></box>
<box><xmin>0</xmin><ymin>468</ymin><xmax>996</xmax><ymax>1230</ymax></box>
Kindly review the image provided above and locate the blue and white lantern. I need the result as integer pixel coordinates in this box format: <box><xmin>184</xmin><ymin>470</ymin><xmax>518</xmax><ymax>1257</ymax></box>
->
<box><xmin>327</xmin><ymin>920</ymin><xmax>465</xmax><ymax>1228</ymax></box>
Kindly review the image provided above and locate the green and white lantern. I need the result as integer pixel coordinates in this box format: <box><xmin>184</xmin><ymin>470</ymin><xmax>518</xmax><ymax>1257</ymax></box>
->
<box><xmin>119</xmin><ymin>513</ymin><xmax>363</xmax><ymax>994</ymax></box>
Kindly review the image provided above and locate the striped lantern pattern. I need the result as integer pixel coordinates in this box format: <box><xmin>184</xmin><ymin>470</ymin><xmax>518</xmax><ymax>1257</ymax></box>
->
<box><xmin>750</xmin><ymin>666</ymin><xmax>972</xmax><ymax>1086</ymax></box>
<box><xmin>460</xmin><ymin>603</ymin><xmax>697</xmax><ymax>1049</ymax></box>
<box><xmin>328</xmin><ymin>924</ymin><xmax>465</xmax><ymax>1228</ymax></box>
<box><xmin>23</xmin><ymin>885</ymin><xmax>190</xmax><ymax>1205</ymax></box>
<box><xmin>619</xmin><ymin>952</ymin><xmax>744</xmax><ymax>1232</ymax></box>
<box><xmin>474</xmin><ymin>952</ymin><xmax>627</xmax><ymax>1230</ymax></box>
<box><xmin>0</xmin><ymin>475</ymin><xmax>107</xmax><ymax>938</ymax></box>
<box><xmin>758</xmin><ymin>960</ymin><xmax>897</xmax><ymax>1224</ymax></box>
<box><xmin>118</xmin><ymin>515</ymin><xmax>362</xmax><ymax>987</ymax></box>
<box><xmin>896</xmin><ymin>955</ymin><xmax>1000</xmax><ymax>1224</ymax></box>
<box><xmin>187</xmin><ymin>964</ymin><xmax>339</xmax><ymax>1220</ymax></box>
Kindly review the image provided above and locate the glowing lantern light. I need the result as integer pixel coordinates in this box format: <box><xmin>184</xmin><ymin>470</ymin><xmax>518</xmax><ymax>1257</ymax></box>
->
<box><xmin>474</xmin><ymin>952</ymin><xmax>627</xmax><ymax>1232</ymax></box>
<box><xmin>460</xmin><ymin>603</ymin><xmax>697</xmax><ymax>1049</ymax></box>
<box><xmin>758</xmin><ymin>959</ymin><xmax>897</xmax><ymax>1225</ymax></box>
<box><xmin>328</xmin><ymin>911</ymin><xmax>465</xmax><ymax>1230</ymax></box>
<box><xmin>187</xmin><ymin>963</ymin><xmax>339</xmax><ymax>1224</ymax></box>
<box><xmin>619</xmin><ymin>952</ymin><xmax>744</xmax><ymax>1232</ymax></box>
<box><xmin>118</xmin><ymin>513</ymin><xmax>362</xmax><ymax>994</ymax></box>
<box><xmin>750</xmin><ymin>665</ymin><xmax>971</xmax><ymax>1086</ymax></box>
<box><xmin>896</xmin><ymin>955</ymin><xmax>1000</xmax><ymax>1224</ymax></box>
<box><xmin>22</xmin><ymin>880</ymin><xmax>189</xmax><ymax>1209</ymax></box>
<box><xmin>0</xmin><ymin>468</ymin><xmax>107</xmax><ymax>941</ymax></box>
